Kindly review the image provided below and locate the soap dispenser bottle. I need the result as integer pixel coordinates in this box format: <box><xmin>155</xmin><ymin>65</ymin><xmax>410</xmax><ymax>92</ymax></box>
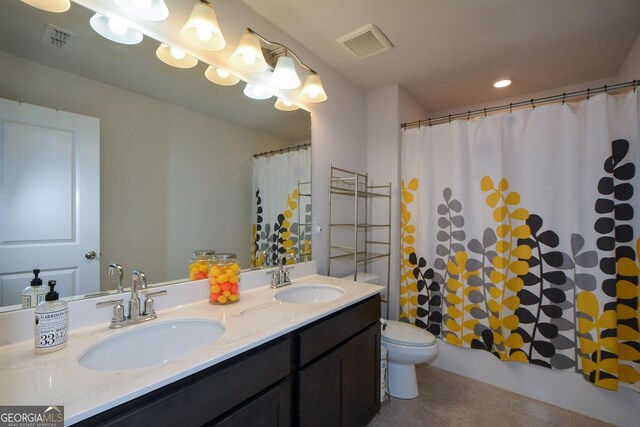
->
<box><xmin>21</xmin><ymin>269</ymin><xmax>46</xmax><ymax>309</ymax></box>
<box><xmin>34</xmin><ymin>280</ymin><xmax>69</xmax><ymax>353</ymax></box>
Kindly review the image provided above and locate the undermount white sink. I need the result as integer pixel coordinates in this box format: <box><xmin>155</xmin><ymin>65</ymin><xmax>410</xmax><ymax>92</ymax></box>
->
<box><xmin>275</xmin><ymin>284</ymin><xmax>345</xmax><ymax>304</ymax></box>
<box><xmin>79</xmin><ymin>319</ymin><xmax>225</xmax><ymax>371</ymax></box>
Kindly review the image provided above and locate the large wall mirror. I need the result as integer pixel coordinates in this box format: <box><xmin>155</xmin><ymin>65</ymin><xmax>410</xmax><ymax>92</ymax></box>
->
<box><xmin>0</xmin><ymin>1</ymin><xmax>311</xmax><ymax>311</ymax></box>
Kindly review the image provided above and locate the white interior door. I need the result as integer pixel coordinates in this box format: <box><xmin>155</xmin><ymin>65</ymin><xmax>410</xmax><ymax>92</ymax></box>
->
<box><xmin>0</xmin><ymin>98</ymin><xmax>99</xmax><ymax>307</ymax></box>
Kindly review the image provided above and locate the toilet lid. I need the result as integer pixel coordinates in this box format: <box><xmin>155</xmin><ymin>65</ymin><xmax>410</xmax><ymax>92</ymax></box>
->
<box><xmin>381</xmin><ymin>320</ymin><xmax>436</xmax><ymax>347</ymax></box>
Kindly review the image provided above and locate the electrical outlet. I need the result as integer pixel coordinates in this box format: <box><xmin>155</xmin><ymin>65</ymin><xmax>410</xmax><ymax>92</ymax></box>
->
<box><xmin>314</xmin><ymin>217</ymin><xmax>322</xmax><ymax>235</ymax></box>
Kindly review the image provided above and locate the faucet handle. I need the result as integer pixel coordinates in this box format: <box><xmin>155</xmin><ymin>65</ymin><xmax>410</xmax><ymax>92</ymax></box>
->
<box><xmin>96</xmin><ymin>298</ymin><xmax>125</xmax><ymax>322</ymax></box>
<box><xmin>143</xmin><ymin>290</ymin><xmax>167</xmax><ymax>316</ymax></box>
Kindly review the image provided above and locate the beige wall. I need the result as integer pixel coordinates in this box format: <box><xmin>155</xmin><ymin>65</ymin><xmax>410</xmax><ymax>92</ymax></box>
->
<box><xmin>618</xmin><ymin>34</ymin><xmax>640</xmax><ymax>81</ymax></box>
<box><xmin>0</xmin><ymin>51</ymin><xmax>294</xmax><ymax>290</ymax></box>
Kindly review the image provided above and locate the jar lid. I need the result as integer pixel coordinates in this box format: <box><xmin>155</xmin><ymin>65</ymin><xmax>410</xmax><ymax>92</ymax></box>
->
<box><xmin>193</xmin><ymin>250</ymin><xmax>215</xmax><ymax>257</ymax></box>
<box><xmin>215</xmin><ymin>253</ymin><xmax>236</xmax><ymax>261</ymax></box>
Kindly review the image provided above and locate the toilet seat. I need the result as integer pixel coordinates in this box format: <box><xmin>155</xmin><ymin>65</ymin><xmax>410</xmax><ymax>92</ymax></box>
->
<box><xmin>381</xmin><ymin>320</ymin><xmax>436</xmax><ymax>347</ymax></box>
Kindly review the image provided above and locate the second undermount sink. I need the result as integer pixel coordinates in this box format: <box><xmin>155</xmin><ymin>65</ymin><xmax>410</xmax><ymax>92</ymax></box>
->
<box><xmin>79</xmin><ymin>318</ymin><xmax>225</xmax><ymax>371</ymax></box>
<box><xmin>275</xmin><ymin>284</ymin><xmax>345</xmax><ymax>304</ymax></box>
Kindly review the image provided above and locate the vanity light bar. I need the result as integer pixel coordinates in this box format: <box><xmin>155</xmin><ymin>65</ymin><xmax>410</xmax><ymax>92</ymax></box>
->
<box><xmin>90</xmin><ymin>13</ymin><xmax>143</xmax><ymax>45</ymax></box>
<box><xmin>205</xmin><ymin>65</ymin><xmax>240</xmax><ymax>86</ymax></box>
<box><xmin>156</xmin><ymin>43</ymin><xmax>198</xmax><ymax>68</ymax></box>
<box><xmin>21</xmin><ymin>0</ymin><xmax>70</xmax><ymax>13</ymax></box>
<box><xmin>275</xmin><ymin>98</ymin><xmax>299</xmax><ymax>111</ymax></box>
<box><xmin>114</xmin><ymin>0</ymin><xmax>169</xmax><ymax>22</ymax></box>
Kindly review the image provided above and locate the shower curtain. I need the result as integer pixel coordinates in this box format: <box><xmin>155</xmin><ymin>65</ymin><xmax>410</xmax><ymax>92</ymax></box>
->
<box><xmin>252</xmin><ymin>147</ymin><xmax>311</xmax><ymax>267</ymax></box>
<box><xmin>400</xmin><ymin>91</ymin><xmax>639</xmax><ymax>392</ymax></box>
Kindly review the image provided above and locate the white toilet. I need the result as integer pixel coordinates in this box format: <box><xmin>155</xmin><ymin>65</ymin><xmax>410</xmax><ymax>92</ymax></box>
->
<box><xmin>380</xmin><ymin>319</ymin><xmax>438</xmax><ymax>399</ymax></box>
<box><xmin>341</xmin><ymin>273</ymin><xmax>439</xmax><ymax>399</ymax></box>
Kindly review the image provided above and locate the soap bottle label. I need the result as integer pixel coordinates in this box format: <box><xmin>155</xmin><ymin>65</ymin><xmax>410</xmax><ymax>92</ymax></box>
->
<box><xmin>35</xmin><ymin>308</ymin><xmax>68</xmax><ymax>351</ymax></box>
<box><xmin>21</xmin><ymin>292</ymin><xmax>45</xmax><ymax>308</ymax></box>
<box><xmin>22</xmin><ymin>295</ymin><xmax>32</xmax><ymax>309</ymax></box>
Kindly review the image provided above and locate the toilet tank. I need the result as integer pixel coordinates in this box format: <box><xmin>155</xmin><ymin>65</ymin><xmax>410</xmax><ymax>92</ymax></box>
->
<box><xmin>341</xmin><ymin>272</ymin><xmax>379</xmax><ymax>285</ymax></box>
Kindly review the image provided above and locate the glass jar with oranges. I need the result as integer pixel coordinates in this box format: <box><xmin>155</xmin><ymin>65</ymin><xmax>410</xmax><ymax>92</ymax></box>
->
<box><xmin>189</xmin><ymin>250</ymin><xmax>215</xmax><ymax>281</ymax></box>
<box><xmin>209</xmin><ymin>253</ymin><xmax>241</xmax><ymax>304</ymax></box>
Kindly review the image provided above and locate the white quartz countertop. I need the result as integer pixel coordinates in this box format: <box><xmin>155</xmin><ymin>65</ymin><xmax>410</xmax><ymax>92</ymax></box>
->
<box><xmin>0</xmin><ymin>274</ymin><xmax>382</xmax><ymax>425</ymax></box>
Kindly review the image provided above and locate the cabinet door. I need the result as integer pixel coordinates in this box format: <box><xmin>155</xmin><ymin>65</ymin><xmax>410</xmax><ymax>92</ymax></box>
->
<box><xmin>298</xmin><ymin>322</ymin><xmax>380</xmax><ymax>427</ymax></box>
<box><xmin>297</xmin><ymin>349</ymin><xmax>341</xmax><ymax>427</ymax></box>
<box><xmin>342</xmin><ymin>323</ymin><xmax>380</xmax><ymax>427</ymax></box>
<box><xmin>211</xmin><ymin>380</ymin><xmax>291</xmax><ymax>427</ymax></box>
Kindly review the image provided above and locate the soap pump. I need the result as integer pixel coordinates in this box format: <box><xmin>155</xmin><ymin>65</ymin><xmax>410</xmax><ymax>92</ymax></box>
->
<box><xmin>34</xmin><ymin>280</ymin><xmax>69</xmax><ymax>353</ymax></box>
<box><xmin>21</xmin><ymin>269</ymin><xmax>46</xmax><ymax>309</ymax></box>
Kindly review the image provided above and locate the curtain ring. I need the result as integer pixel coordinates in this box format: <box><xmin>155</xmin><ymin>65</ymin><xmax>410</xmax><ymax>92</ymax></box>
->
<box><xmin>586</xmin><ymin>88</ymin><xmax>590</xmax><ymax>101</ymax></box>
<box><xmin>428</xmin><ymin>118</ymin><xmax>432</xmax><ymax>127</ymax></box>
<box><xmin>483</xmin><ymin>108</ymin><xmax>487</xmax><ymax>117</ymax></box>
<box><xmin>562</xmin><ymin>93</ymin><xmax>566</xmax><ymax>105</ymax></box>
<box><xmin>509</xmin><ymin>103</ymin><xmax>512</xmax><ymax>114</ymax></box>
<box><xmin>467</xmin><ymin>111</ymin><xmax>470</xmax><ymax>121</ymax></box>
<box><xmin>530</xmin><ymin>99</ymin><xmax>535</xmax><ymax>110</ymax></box>
<box><xmin>604</xmin><ymin>85</ymin><xmax>608</xmax><ymax>94</ymax></box>
<box><xmin>448</xmin><ymin>114</ymin><xmax>452</xmax><ymax>124</ymax></box>
<box><xmin>634</xmin><ymin>80</ymin><xmax>637</xmax><ymax>93</ymax></box>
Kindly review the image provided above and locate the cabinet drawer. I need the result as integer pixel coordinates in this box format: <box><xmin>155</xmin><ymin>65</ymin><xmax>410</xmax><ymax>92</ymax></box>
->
<box><xmin>77</xmin><ymin>338</ymin><xmax>291</xmax><ymax>427</ymax></box>
<box><xmin>211</xmin><ymin>379</ymin><xmax>291</xmax><ymax>427</ymax></box>
<box><xmin>297</xmin><ymin>295</ymin><xmax>380</xmax><ymax>366</ymax></box>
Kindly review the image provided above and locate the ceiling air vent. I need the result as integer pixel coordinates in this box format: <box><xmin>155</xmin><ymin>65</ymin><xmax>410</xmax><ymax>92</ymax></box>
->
<box><xmin>337</xmin><ymin>24</ymin><xmax>392</xmax><ymax>59</ymax></box>
<box><xmin>40</xmin><ymin>23</ymin><xmax>75</xmax><ymax>50</ymax></box>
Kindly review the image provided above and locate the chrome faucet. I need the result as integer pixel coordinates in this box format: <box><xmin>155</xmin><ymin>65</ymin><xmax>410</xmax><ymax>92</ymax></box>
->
<box><xmin>129</xmin><ymin>270</ymin><xmax>146</xmax><ymax>319</ymax></box>
<box><xmin>269</xmin><ymin>254</ymin><xmax>296</xmax><ymax>288</ymax></box>
<box><xmin>107</xmin><ymin>262</ymin><xmax>124</xmax><ymax>293</ymax></box>
<box><xmin>97</xmin><ymin>269</ymin><xmax>166</xmax><ymax>329</ymax></box>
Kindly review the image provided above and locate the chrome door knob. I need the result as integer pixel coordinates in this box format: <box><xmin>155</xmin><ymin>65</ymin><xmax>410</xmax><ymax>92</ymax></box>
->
<box><xmin>85</xmin><ymin>250</ymin><xmax>97</xmax><ymax>259</ymax></box>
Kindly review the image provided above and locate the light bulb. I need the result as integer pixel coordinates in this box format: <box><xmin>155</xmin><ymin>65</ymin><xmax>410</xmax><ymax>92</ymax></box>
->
<box><xmin>196</xmin><ymin>26</ymin><xmax>212</xmax><ymax>42</ymax></box>
<box><xmin>254</xmin><ymin>86</ymin><xmax>265</xmax><ymax>96</ymax></box>
<box><xmin>107</xmin><ymin>17</ymin><xmax>128</xmax><ymax>36</ymax></box>
<box><xmin>283</xmin><ymin>100</ymin><xmax>293</xmax><ymax>107</ymax></box>
<box><xmin>308</xmin><ymin>88</ymin><xmax>320</xmax><ymax>99</ymax></box>
<box><xmin>243</xmin><ymin>52</ymin><xmax>256</xmax><ymax>65</ymax></box>
<box><xmin>493</xmin><ymin>78</ymin><xmax>512</xmax><ymax>88</ymax></box>
<box><xmin>133</xmin><ymin>0</ymin><xmax>152</xmax><ymax>10</ymax></box>
<box><xmin>170</xmin><ymin>47</ymin><xmax>186</xmax><ymax>60</ymax></box>
<box><xmin>216</xmin><ymin>69</ymin><xmax>230</xmax><ymax>78</ymax></box>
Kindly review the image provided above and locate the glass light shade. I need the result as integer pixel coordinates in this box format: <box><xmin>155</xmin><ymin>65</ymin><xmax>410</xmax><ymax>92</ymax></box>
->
<box><xmin>268</xmin><ymin>56</ymin><xmax>301</xmax><ymax>90</ymax></box>
<box><xmin>205</xmin><ymin>66</ymin><xmax>240</xmax><ymax>86</ymax></box>
<box><xmin>156</xmin><ymin>43</ymin><xmax>198</xmax><ymax>68</ymax></box>
<box><xmin>300</xmin><ymin>73</ymin><xmax>327</xmax><ymax>103</ymax></box>
<box><xmin>20</xmin><ymin>0</ymin><xmax>70</xmax><ymax>13</ymax></box>
<box><xmin>180</xmin><ymin>3</ymin><xmax>225</xmax><ymax>51</ymax></box>
<box><xmin>89</xmin><ymin>13</ymin><xmax>143</xmax><ymax>45</ymax></box>
<box><xmin>275</xmin><ymin>98</ymin><xmax>300</xmax><ymax>111</ymax></box>
<box><xmin>243</xmin><ymin>83</ymin><xmax>272</xmax><ymax>100</ymax></box>
<box><xmin>114</xmin><ymin>0</ymin><xmax>168</xmax><ymax>21</ymax></box>
<box><xmin>230</xmin><ymin>32</ymin><xmax>268</xmax><ymax>72</ymax></box>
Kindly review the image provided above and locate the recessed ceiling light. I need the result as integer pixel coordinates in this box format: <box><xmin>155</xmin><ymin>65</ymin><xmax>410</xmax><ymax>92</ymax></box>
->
<box><xmin>493</xmin><ymin>78</ymin><xmax>512</xmax><ymax>88</ymax></box>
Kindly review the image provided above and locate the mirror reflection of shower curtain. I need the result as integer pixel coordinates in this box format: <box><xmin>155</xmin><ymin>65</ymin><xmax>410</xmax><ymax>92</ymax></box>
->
<box><xmin>252</xmin><ymin>147</ymin><xmax>311</xmax><ymax>267</ymax></box>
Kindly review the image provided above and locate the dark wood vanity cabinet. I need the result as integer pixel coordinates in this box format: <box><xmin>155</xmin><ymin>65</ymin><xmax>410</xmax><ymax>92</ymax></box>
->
<box><xmin>74</xmin><ymin>295</ymin><xmax>380</xmax><ymax>427</ymax></box>
<box><xmin>297</xmin><ymin>296</ymin><xmax>381</xmax><ymax>427</ymax></box>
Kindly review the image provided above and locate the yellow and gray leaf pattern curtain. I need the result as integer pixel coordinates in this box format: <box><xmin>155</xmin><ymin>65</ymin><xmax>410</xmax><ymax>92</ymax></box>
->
<box><xmin>252</xmin><ymin>147</ymin><xmax>311</xmax><ymax>267</ymax></box>
<box><xmin>400</xmin><ymin>91</ymin><xmax>639</xmax><ymax>391</ymax></box>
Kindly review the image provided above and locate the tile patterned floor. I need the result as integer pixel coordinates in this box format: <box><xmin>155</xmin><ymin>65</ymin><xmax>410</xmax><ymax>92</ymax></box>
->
<box><xmin>367</xmin><ymin>365</ymin><xmax>615</xmax><ymax>427</ymax></box>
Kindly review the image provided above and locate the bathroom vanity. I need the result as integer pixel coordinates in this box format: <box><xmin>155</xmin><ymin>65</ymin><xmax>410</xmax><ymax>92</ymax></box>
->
<box><xmin>0</xmin><ymin>267</ymin><xmax>382</xmax><ymax>427</ymax></box>
<box><xmin>76</xmin><ymin>295</ymin><xmax>380</xmax><ymax>427</ymax></box>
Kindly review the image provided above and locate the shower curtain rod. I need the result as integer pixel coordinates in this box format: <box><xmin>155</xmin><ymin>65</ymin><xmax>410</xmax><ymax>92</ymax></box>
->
<box><xmin>401</xmin><ymin>79</ymin><xmax>639</xmax><ymax>129</ymax></box>
<box><xmin>253</xmin><ymin>143</ymin><xmax>311</xmax><ymax>159</ymax></box>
